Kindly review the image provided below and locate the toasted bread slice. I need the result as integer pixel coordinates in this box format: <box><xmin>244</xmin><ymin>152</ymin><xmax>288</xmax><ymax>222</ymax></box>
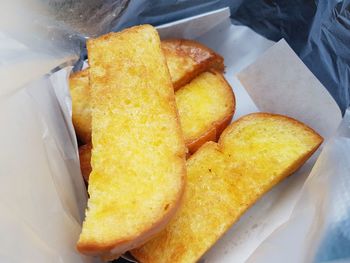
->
<box><xmin>162</xmin><ymin>39</ymin><xmax>224</xmax><ymax>90</ymax></box>
<box><xmin>77</xmin><ymin>25</ymin><xmax>186</xmax><ymax>259</ymax></box>
<box><xmin>131</xmin><ymin>113</ymin><xmax>323</xmax><ymax>263</ymax></box>
<box><xmin>70</xmin><ymin>39</ymin><xmax>224</xmax><ymax>144</ymax></box>
<box><xmin>176</xmin><ymin>71</ymin><xmax>234</xmax><ymax>154</ymax></box>
<box><xmin>69</xmin><ymin>69</ymin><xmax>91</xmax><ymax>143</ymax></box>
<box><xmin>78</xmin><ymin>71</ymin><xmax>235</xmax><ymax>182</ymax></box>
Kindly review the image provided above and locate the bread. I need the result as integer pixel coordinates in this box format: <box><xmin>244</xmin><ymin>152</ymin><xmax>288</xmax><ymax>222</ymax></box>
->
<box><xmin>162</xmin><ymin>39</ymin><xmax>224</xmax><ymax>90</ymax></box>
<box><xmin>131</xmin><ymin>113</ymin><xmax>323</xmax><ymax>263</ymax></box>
<box><xmin>176</xmin><ymin>70</ymin><xmax>235</xmax><ymax>154</ymax></box>
<box><xmin>69</xmin><ymin>39</ymin><xmax>225</xmax><ymax>144</ymax></box>
<box><xmin>76</xmin><ymin>25</ymin><xmax>186</xmax><ymax>260</ymax></box>
<box><xmin>69</xmin><ymin>69</ymin><xmax>91</xmax><ymax>143</ymax></box>
<box><xmin>78</xmin><ymin>143</ymin><xmax>92</xmax><ymax>182</ymax></box>
<box><xmin>78</xmin><ymin>70</ymin><xmax>235</xmax><ymax>182</ymax></box>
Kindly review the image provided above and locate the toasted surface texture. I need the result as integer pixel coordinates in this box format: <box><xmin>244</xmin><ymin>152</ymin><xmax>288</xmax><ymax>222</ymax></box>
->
<box><xmin>69</xmin><ymin>69</ymin><xmax>91</xmax><ymax>144</ymax></box>
<box><xmin>162</xmin><ymin>39</ymin><xmax>224</xmax><ymax>90</ymax></box>
<box><xmin>69</xmin><ymin>39</ymin><xmax>225</xmax><ymax>144</ymax></box>
<box><xmin>78</xmin><ymin>71</ymin><xmax>235</xmax><ymax>182</ymax></box>
<box><xmin>176</xmin><ymin>71</ymin><xmax>235</xmax><ymax>154</ymax></box>
<box><xmin>77</xmin><ymin>25</ymin><xmax>186</xmax><ymax>258</ymax></box>
<box><xmin>132</xmin><ymin>113</ymin><xmax>323</xmax><ymax>263</ymax></box>
<box><xmin>79</xmin><ymin>71</ymin><xmax>235</xmax><ymax>181</ymax></box>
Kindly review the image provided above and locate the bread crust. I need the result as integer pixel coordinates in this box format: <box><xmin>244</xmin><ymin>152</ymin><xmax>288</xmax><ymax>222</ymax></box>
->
<box><xmin>219</xmin><ymin>112</ymin><xmax>323</xmax><ymax>146</ymax></box>
<box><xmin>69</xmin><ymin>69</ymin><xmax>91</xmax><ymax>144</ymax></box>
<box><xmin>70</xmin><ymin>39</ymin><xmax>224</xmax><ymax>144</ymax></box>
<box><xmin>79</xmin><ymin>71</ymin><xmax>235</xmax><ymax>182</ymax></box>
<box><xmin>162</xmin><ymin>39</ymin><xmax>224</xmax><ymax>90</ymax></box>
<box><xmin>185</xmin><ymin>71</ymin><xmax>235</xmax><ymax>154</ymax></box>
<box><xmin>77</xmin><ymin>25</ymin><xmax>186</xmax><ymax>259</ymax></box>
<box><xmin>186</xmin><ymin>112</ymin><xmax>234</xmax><ymax>155</ymax></box>
<box><xmin>77</xmin><ymin>164</ymin><xmax>186</xmax><ymax>259</ymax></box>
<box><xmin>80</xmin><ymin>112</ymin><xmax>321</xmax><ymax>184</ymax></box>
<box><xmin>218</xmin><ymin>112</ymin><xmax>324</xmax><ymax>177</ymax></box>
<box><xmin>131</xmin><ymin>112</ymin><xmax>323</xmax><ymax>263</ymax></box>
<box><xmin>80</xmin><ymin>103</ymin><xmax>234</xmax><ymax>182</ymax></box>
<box><xmin>78</xmin><ymin>144</ymin><xmax>92</xmax><ymax>182</ymax></box>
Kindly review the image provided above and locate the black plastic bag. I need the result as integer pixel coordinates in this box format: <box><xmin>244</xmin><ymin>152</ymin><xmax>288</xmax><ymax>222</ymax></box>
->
<box><xmin>109</xmin><ymin>0</ymin><xmax>349</xmax><ymax>114</ymax></box>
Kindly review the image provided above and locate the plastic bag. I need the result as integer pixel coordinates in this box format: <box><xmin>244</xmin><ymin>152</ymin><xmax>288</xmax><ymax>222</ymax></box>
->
<box><xmin>0</xmin><ymin>2</ymin><xmax>93</xmax><ymax>260</ymax></box>
<box><xmin>108</xmin><ymin>0</ymin><xmax>350</xmax><ymax>113</ymax></box>
<box><xmin>3</xmin><ymin>0</ymin><xmax>347</xmax><ymax>113</ymax></box>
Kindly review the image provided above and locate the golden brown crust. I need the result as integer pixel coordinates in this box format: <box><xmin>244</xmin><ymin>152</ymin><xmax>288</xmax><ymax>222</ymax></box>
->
<box><xmin>100</xmin><ymin>253</ymin><xmax>121</xmax><ymax>262</ymax></box>
<box><xmin>216</xmin><ymin>113</ymin><xmax>324</xmax><ymax>201</ymax></box>
<box><xmin>131</xmin><ymin>113</ymin><xmax>323</xmax><ymax>263</ymax></box>
<box><xmin>103</xmin><ymin>164</ymin><xmax>185</xmax><ymax>261</ymax></box>
<box><xmin>69</xmin><ymin>69</ymin><xmax>91</xmax><ymax>144</ymax></box>
<box><xmin>220</xmin><ymin>112</ymin><xmax>323</xmax><ymax>176</ymax></box>
<box><xmin>70</xmin><ymin>39</ymin><xmax>224</xmax><ymax>144</ymax></box>
<box><xmin>186</xmin><ymin>126</ymin><xmax>217</xmax><ymax>155</ymax></box>
<box><xmin>213</xmin><ymin>73</ymin><xmax>236</xmax><ymax>137</ymax></box>
<box><xmin>219</xmin><ymin>112</ymin><xmax>323</xmax><ymax>146</ymax></box>
<box><xmin>69</xmin><ymin>68</ymin><xmax>89</xmax><ymax>80</ymax></box>
<box><xmin>78</xmin><ymin>144</ymin><xmax>92</xmax><ymax>182</ymax></box>
<box><xmin>184</xmin><ymin>71</ymin><xmax>235</xmax><ymax>154</ymax></box>
<box><xmin>186</xmin><ymin>112</ymin><xmax>234</xmax><ymax>155</ymax></box>
<box><xmin>74</xmin><ymin>36</ymin><xmax>228</xmax><ymax>259</ymax></box>
<box><xmin>77</xmin><ymin>166</ymin><xmax>186</xmax><ymax>259</ymax></box>
<box><xmin>215</xmin><ymin>112</ymin><xmax>235</xmax><ymax>140</ymax></box>
<box><xmin>77</xmin><ymin>25</ymin><xmax>186</xmax><ymax>259</ymax></box>
<box><xmin>79</xmin><ymin>71</ymin><xmax>235</xmax><ymax>181</ymax></box>
<box><xmin>162</xmin><ymin>39</ymin><xmax>224</xmax><ymax>90</ymax></box>
<box><xmin>80</xmin><ymin>111</ymin><xmax>235</xmax><ymax>183</ymax></box>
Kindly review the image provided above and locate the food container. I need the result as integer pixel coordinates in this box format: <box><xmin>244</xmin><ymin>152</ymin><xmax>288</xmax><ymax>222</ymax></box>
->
<box><xmin>1</xmin><ymin>7</ymin><xmax>348</xmax><ymax>263</ymax></box>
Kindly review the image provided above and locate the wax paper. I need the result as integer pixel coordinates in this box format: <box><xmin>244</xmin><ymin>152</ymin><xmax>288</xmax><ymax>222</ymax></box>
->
<box><xmin>0</xmin><ymin>4</ymin><xmax>347</xmax><ymax>263</ymax></box>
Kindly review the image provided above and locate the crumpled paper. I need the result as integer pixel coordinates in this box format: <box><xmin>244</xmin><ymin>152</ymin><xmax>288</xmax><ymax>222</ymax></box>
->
<box><xmin>246</xmin><ymin>109</ymin><xmax>350</xmax><ymax>263</ymax></box>
<box><xmin>0</xmin><ymin>67</ymin><xmax>95</xmax><ymax>263</ymax></box>
<box><xmin>178</xmin><ymin>11</ymin><xmax>341</xmax><ymax>263</ymax></box>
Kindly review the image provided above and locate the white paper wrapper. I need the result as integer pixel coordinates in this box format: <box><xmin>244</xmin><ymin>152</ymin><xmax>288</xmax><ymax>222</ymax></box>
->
<box><xmin>0</xmin><ymin>7</ymin><xmax>345</xmax><ymax>263</ymax></box>
<box><xmin>200</xmin><ymin>38</ymin><xmax>342</xmax><ymax>263</ymax></box>
<box><xmin>246</xmin><ymin>110</ymin><xmax>350</xmax><ymax>263</ymax></box>
<box><xmin>0</xmin><ymin>67</ymin><xmax>95</xmax><ymax>262</ymax></box>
